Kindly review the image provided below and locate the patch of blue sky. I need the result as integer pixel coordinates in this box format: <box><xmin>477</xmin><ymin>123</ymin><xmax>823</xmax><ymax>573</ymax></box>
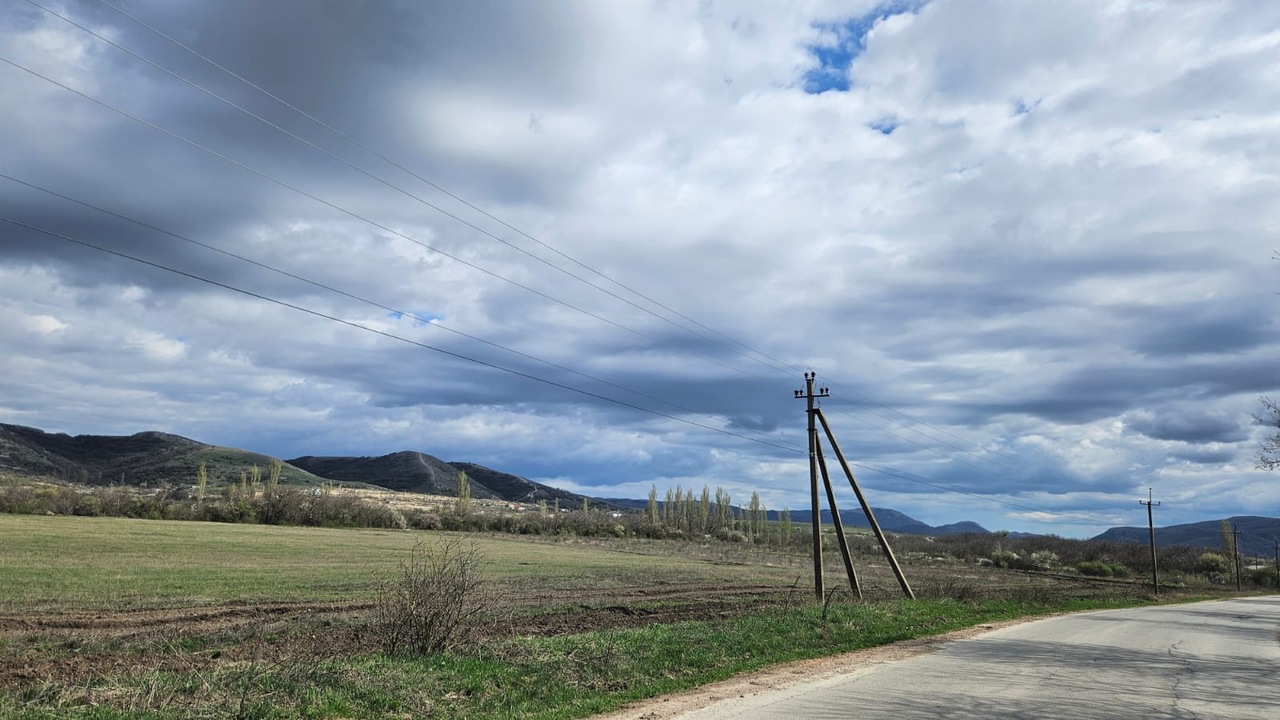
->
<box><xmin>385</xmin><ymin>310</ymin><xmax>442</xmax><ymax>327</ymax></box>
<box><xmin>1012</xmin><ymin>98</ymin><xmax>1042</xmax><ymax>116</ymax></box>
<box><xmin>409</xmin><ymin>311</ymin><xmax>442</xmax><ymax>328</ymax></box>
<box><xmin>803</xmin><ymin>0</ymin><xmax>928</xmax><ymax>94</ymax></box>
<box><xmin>869</xmin><ymin>116</ymin><xmax>899</xmax><ymax>134</ymax></box>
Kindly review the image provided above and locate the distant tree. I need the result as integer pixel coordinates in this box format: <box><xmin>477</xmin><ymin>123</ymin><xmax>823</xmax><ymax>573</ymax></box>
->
<box><xmin>698</xmin><ymin>486</ymin><xmax>711</xmax><ymax>533</ymax></box>
<box><xmin>646</xmin><ymin>485</ymin><xmax>658</xmax><ymax>524</ymax></box>
<box><xmin>456</xmin><ymin>471</ymin><xmax>471</xmax><ymax>513</ymax></box>
<box><xmin>748</xmin><ymin>492</ymin><xmax>763</xmax><ymax>538</ymax></box>
<box><xmin>780</xmin><ymin>508</ymin><xmax>792</xmax><ymax>545</ymax></box>
<box><xmin>714</xmin><ymin>487</ymin><xmax>731</xmax><ymax>531</ymax></box>
<box><xmin>195</xmin><ymin>461</ymin><xmax>207</xmax><ymax>502</ymax></box>
<box><xmin>581</xmin><ymin>497</ymin><xmax>589</xmax><ymax>514</ymax></box>
<box><xmin>1256</xmin><ymin>397</ymin><xmax>1280</xmax><ymax>470</ymax></box>
<box><xmin>267</xmin><ymin>459</ymin><xmax>282</xmax><ymax>493</ymax></box>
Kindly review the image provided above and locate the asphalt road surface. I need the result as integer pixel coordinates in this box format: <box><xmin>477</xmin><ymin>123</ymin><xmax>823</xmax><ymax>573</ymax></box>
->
<box><xmin>676</xmin><ymin>596</ymin><xmax>1280</xmax><ymax>720</ymax></box>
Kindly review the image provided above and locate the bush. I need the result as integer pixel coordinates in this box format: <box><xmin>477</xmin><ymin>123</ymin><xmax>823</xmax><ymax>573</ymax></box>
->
<box><xmin>1026</xmin><ymin>550</ymin><xmax>1060</xmax><ymax>571</ymax></box>
<box><xmin>991</xmin><ymin>550</ymin><xmax>1019</xmax><ymax>569</ymax></box>
<box><xmin>1194</xmin><ymin>552</ymin><xmax>1230</xmax><ymax>576</ymax></box>
<box><xmin>1249</xmin><ymin>567</ymin><xmax>1278</xmax><ymax>588</ymax></box>
<box><xmin>1077</xmin><ymin>560</ymin><xmax>1114</xmax><ymax>577</ymax></box>
<box><xmin>373</xmin><ymin>539</ymin><xmax>499</xmax><ymax>656</ymax></box>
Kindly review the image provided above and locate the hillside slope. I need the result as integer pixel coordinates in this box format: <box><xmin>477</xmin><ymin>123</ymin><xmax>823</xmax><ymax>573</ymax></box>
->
<box><xmin>0</xmin><ymin>423</ymin><xmax>329</xmax><ymax>488</ymax></box>
<box><xmin>450</xmin><ymin>462</ymin><xmax>602</xmax><ymax>507</ymax></box>
<box><xmin>287</xmin><ymin>452</ymin><xmax>499</xmax><ymax>498</ymax></box>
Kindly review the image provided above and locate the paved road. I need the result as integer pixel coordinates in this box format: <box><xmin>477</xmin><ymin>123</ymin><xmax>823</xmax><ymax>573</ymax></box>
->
<box><xmin>677</xmin><ymin>596</ymin><xmax>1280</xmax><ymax>719</ymax></box>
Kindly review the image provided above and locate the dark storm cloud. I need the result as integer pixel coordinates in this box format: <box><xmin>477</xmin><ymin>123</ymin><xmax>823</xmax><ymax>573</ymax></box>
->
<box><xmin>1125</xmin><ymin>410</ymin><xmax>1246</xmax><ymax>445</ymax></box>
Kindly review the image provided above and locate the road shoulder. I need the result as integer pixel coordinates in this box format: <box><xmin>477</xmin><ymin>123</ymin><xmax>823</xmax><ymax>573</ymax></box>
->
<box><xmin>592</xmin><ymin>616</ymin><xmax>1040</xmax><ymax>720</ymax></box>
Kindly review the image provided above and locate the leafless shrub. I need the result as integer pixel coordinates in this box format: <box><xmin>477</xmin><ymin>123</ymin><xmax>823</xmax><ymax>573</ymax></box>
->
<box><xmin>374</xmin><ymin>539</ymin><xmax>499</xmax><ymax>656</ymax></box>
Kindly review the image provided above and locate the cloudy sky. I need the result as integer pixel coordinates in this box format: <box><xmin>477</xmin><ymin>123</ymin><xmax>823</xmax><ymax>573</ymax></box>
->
<box><xmin>2</xmin><ymin>0</ymin><xmax>1278</xmax><ymax>537</ymax></box>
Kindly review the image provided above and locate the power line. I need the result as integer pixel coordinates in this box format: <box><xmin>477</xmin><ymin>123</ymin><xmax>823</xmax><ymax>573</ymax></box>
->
<box><xmin>0</xmin><ymin>171</ymin><xmax>758</xmax><ymax>433</ymax></box>
<box><xmin>0</xmin><ymin>214</ymin><xmax>806</xmax><ymax>455</ymax></box>
<box><xmin>0</xmin><ymin>51</ymin><xmax>776</xmax><ymax>388</ymax></box>
<box><xmin>0</xmin><ymin>55</ymin><xmax>643</xmax><ymax>337</ymax></box>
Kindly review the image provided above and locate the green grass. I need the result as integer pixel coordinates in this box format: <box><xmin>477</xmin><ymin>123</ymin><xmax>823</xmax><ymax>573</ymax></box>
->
<box><xmin>0</xmin><ymin>595</ymin><xmax>1164</xmax><ymax>720</ymax></box>
<box><xmin>0</xmin><ymin>514</ymin><xmax>799</xmax><ymax>610</ymax></box>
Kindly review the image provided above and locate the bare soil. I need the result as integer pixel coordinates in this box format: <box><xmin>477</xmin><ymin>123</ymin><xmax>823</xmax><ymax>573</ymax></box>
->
<box><xmin>0</xmin><ymin>581</ymin><xmax>806</xmax><ymax>690</ymax></box>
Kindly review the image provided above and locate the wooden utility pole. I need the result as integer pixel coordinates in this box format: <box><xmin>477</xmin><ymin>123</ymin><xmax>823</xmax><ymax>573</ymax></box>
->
<box><xmin>795</xmin><ymin>372</ymin><xmax>828</xmax><ymax>600</ymax></box>
<box><xmin>815</xmin><ymin>440</ymin><xmax>862</xmax><ymax>599</ymax></box>
<box><xmin>1139</xmin><ymin>489</ymin><xmax>1160</xmax><ymax>594</ymax></box>
<box><xmin>815</xmin><ymin>407</ymin><xmax>914</xmax><ymax>599</ymax></box>
<box><xmin>1274</xmin><ymin>541</ymin><xmax>1279</xmax><ymax>590</ymax></box>
<box><xmin>1231</xmin><ymin>523</ymin><xmax>1243</xmax><ymax>591</ymax></box>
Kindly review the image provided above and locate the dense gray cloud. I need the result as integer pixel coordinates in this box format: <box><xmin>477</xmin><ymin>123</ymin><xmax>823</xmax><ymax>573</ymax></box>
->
<box><xmin>2</xmin><ymin>0</ymin><xmax>1279</xmax><ymax>536</ymax></box>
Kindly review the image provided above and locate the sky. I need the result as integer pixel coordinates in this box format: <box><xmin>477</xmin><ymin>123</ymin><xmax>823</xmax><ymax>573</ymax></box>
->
<box><xmin>2</xmin><ymin>0</ymin><xmax>1279</xmax><ymax>538</ymax></box>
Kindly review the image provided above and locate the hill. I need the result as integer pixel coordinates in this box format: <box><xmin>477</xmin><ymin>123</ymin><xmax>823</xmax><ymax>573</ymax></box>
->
<box><xmin>288</xmin><ymin>453</ymin><xmax>617</xmax><ymax>509</ymax></box>
<box><xmin>1091</xmin><ymin>515</ymin><xmax>1280</xmax><ymax>556</ymax></box>
<box><xmin>0</xmin><ymin>423</ymin><xmax>330</xmax><ymax>488</ymax></box>
<box><xmin>287</xmin><ymin>452</ymin><xmax>499</xmax><ymax>498</ymax></box>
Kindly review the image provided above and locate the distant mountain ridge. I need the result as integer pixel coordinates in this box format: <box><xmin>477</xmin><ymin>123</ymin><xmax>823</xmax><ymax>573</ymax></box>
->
<box><xmin>602</xmin><ymin>498</ymin><xmax>990</xmax><ymax>537</ymax></box>
<box><xmin>1092</xmin><ymin>516</ymin><xmax>1280</xmax><ymax>556</ymax></box>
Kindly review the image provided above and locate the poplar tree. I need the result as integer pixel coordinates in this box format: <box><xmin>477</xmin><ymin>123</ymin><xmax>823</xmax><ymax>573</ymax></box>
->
<box><xmin>456</xmin><ymin>471</ymin><xmax>472</xmax><ymax>513</ymax></box>
<box><xmin>195</xmin><ymin>461</ymin><xmax>207</xmax><ymax>502</ymax></box>
<box><xmin>748</xmin><ymin>491</ymin><xmax>763</xmax><ymax>538</ymax></box>
<box><xmin>714</xmin><ymin>487</ymin><xmax>731</xmax><ymax>531</ymax></box>
<box><xmin>698</xmin><ymin>486</ymin><xmax>711</xmax><ymax>533</ymax></box>
<box><xmin>266</xmin><ymin>458</ymin><xmax>282</xmax><ymax>494</ymax></box>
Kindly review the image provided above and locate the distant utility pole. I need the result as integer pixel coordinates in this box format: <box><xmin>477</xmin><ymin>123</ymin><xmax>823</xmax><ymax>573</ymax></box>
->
<box><xmin>795</xmin><ymin>372</ymin><xmax>828</xmax><ymax>601</ymax></box>
<box><xmin>1139</xmin><ymin>489</ymin><xmax>1160</xmax><ymax>594</ymax></box>
<box><xmin>1274</xmin><ymin>541</ymin><xmax>1279</xmax><ymax>590</ymax></box>
<box><xmin>1231</xmin><ymin>523</ymin><xmax>1243</xmax><ymax>591</ymax></box>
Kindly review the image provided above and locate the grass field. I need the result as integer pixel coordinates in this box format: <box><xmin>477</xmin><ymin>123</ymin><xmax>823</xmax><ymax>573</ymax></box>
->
<box><xmin>0</xmin><ymin>514</ymin><xmax>1225</xmax><ymax>719</ymax></box>
<box><xmin>0</xmin><ymin>514</ymin><xmax>804</xmax><ymax>610</ymax></box>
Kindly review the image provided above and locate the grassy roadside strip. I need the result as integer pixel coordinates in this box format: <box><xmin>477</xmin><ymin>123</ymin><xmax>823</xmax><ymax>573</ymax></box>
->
<box><xmin>0</xmin><ymin>594</ymin><xmax>1201</xmax><ymax>720</ymax></box>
